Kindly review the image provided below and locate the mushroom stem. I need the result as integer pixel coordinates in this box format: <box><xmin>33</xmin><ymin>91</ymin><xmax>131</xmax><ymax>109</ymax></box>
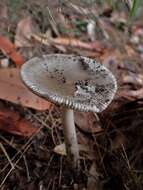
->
<box><xmin>62</xmin><ymin>107</ymin><xmax>79</xmax><ymax>169</ymax></box>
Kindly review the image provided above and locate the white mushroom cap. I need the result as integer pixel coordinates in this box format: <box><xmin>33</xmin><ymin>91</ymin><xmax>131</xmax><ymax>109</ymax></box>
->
<box><xmin>20</xmin><ymin>54</ymin><xmax>117</xmax><ymax>112</ymax></box>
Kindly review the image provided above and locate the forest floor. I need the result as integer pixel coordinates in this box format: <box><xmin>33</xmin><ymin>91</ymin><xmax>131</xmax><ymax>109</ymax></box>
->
<box><xmin>0</xmin><ymin>0</ymin><xmax>143</xmax><ymax>190</ymax></box>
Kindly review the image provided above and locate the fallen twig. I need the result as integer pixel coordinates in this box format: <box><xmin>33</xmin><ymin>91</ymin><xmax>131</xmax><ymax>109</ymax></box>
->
<box><xmin>32</xmin><ymin>34</ymin><xmax>105</xmax><ymax>52</ymax></box>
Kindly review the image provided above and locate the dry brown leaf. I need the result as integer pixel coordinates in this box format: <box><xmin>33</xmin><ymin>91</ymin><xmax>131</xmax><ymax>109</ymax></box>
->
<box><xmin>52</xmin><ymin>38</ymin><xmax>105</xmax><ymax>52</ymax></box>
<box><xmin>0</xmin><ymin>35</ymin><xmax>24</xmax><ymax>66</ymax></box>
<box><xmin>132</xmin><ymin>23</ymin><xmax>143</xmax><ymax>37</ymax></box>
<box><xmin>122</xmin><ymin>74</ymin><xmax>143</xmax><ymax>86</ymax></box>
<box><xmin>0</xmin><ymin>68</ymin><xmax>51</xmax><ymax>110</ymax></box>
<box><xmin>110</xmin><ymin>11</ymin><xmax>127</xmax><ymax>24</ymax></box>
<box><xmin>125</xmin><ymin>45</ymin><xmax>137</xmax><ymax>58</ymax></box>
<box><xmin>101</xmin><ymin>53</ymin><xmax>119</xmax><ymax>74</ymax></box>
<box><xmin>32</xmin><ymin>34</ymin><xmax>105</xmax><ymax>52</ymax></box>
<box><xmin>0</xmin><ymin>2</ymin><xmax>8</xmax><ymax>30</ymax></box>
<box><xmin>0</xmin><ymin>107</ymin><xmax>37</xmax><ymax>137</ymax></box>
<box><xmin>111</xmin><ymin>132</ymin><xmax>126</xmax><ymax>150</ymax></box>
<box><xmin>0</xmin><ymin>2</ymin><xmax>7</xmax><ymax>19</ymax></box>
<box><xmin>15</xmin><ymin>17</ymin><xmax>39</xmax><ymax>47</ymax></box>
<box><xmin>123</xmin><ymin>88</ymin><xmax>143</xmax><ymax>99</ymax></box>
<box><xmin>75</xmin><ymin>112</ymin><xmax>103</xmax><ymax>134</ymax></box>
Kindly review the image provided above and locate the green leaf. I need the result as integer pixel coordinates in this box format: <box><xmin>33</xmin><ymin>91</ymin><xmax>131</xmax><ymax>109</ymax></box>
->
<box><xmin>129</xmin><ymin>0</ymin><xmax>140</xmax><ymax>18</ymax></box>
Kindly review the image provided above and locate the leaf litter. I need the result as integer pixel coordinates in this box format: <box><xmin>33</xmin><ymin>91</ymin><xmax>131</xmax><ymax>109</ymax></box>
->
<box><xmin>0</xmin><ymin>0</ymin><xmax>143</xmax><ymax>190</ymax></box>
<box><xmin>0</xmin><ymin>107</ymin><xmax>37</xmax><ymax>137</ymax></box>
<box><xmin>0</xmin><ymin>68</ymin><xmax>51</xmax><ymax>110</ymax></box>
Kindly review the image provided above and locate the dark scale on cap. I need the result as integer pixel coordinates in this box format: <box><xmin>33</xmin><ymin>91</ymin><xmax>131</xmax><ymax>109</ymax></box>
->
<box><xmin>96</xmin><ymin>65</ymin><xmax>101</xmax><ymax>69</ymax></box>
<box><xmin>78</xmin><ymin>57</ymin><xmax>89</xmax><ymax>71</ymax></box>
<box><xmin>107</xmin><ymin>83</ymin><xmax>116</xmax><ymax>90</ymax></box>
<box><xmin>100</xmin><ymin>73</ymin><xmax>109</xmax><ymax>78</ymax></box>
<box><xmin>100</xmin><ymin>68</ymin><xmax>106</xmax><ymax>72</ymax></box>
<box><xmin>95</xmin><ymin>87</ymin><xmax>105</xmax><ymax>93</ymax></box>
<box><xmin>54</xmin><ymin>68</ymin><xmax>58</xmax><ymax>73</ymax></box>
<box><xmin>43</xmin><ymin>62</ymin><xmax>48</xmax><ymax>71</ymax></box>
<box><xmin>95</xmin><ymin>84</ymin><xmax>108</xmax><ymax>93</ymax></box>
<box><xmin>105</xmin><ymin>98</ymin><xmax>110</xmax><ymax>103</ymax></box>
<box><xmin>62</xmin><ymin>77</ymin><xmax>66</xmax><ymax>83</ymax></box>
<box><xmin>75</xmin><ymin>80</ymin><xmax>82</xmax><ymax>86</ymax></box>
<box><xmin>84</xmin><ymin>79</ymin><xmax>89</xmax><ymax>86</ymax></box>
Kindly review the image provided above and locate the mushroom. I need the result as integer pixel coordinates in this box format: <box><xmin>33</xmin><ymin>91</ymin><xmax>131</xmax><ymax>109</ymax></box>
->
<box><xmin>20</xmin><ymin>54</ymin><xmax>117</xmax><ymax>169</ymax></box>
